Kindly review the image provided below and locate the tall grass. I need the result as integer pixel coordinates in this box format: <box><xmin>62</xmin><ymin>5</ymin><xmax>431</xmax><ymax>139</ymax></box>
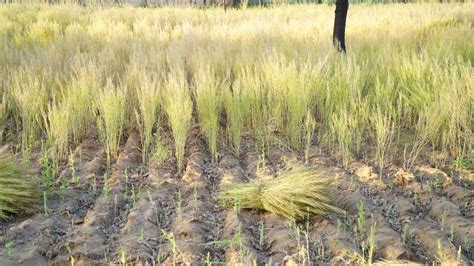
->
<box><xmin>43</xmin><ymin>100</ymin><xmax>70</xmax><ymax>161</ymax></box>
<box><xmin>369</xmin><ymin>77</ymin><xmax>397</xmax><ymax>173</ymax></box>
<box><xmin>42</xmin><ymin>69</ymin><xmax>96</xmax><ymax>162</ymax></box>
<box><xmin>304</xmin><ymin>111</ymin><xmax>316</xmax><ymax>164</ymax></box>
<box><xmin>224</xmin><ymin>78</ymin><xmax>249</xmax><ymax>157</ymax></box>
<box><xmin>163</xmin><ymin>70</ymin><xmax>193</xmax><ymax>173</ymax></box>
<box><xmin>0</xmin><ymin>93</ymin><xmax>8</xmax><ymax>129</ymax></box>
<box><xmin>12</xmin><ymin>73</ymin><xmax>48</xmax><ymax>156</ymax></box>
<box><xmin>262</xmin><ymin>58</ymin><xmax>314</xmax><ymax>151</ymax></box>
<box><xmin>239</xmin><ymin>66</ymin><xmax>271</xmax><ymax>153</ymax></box>
<box><xmin>370</xmin><ymin>108</ymin><xmax>395</xmax><ymax>173</ymax></box>
<box><xmin>193</xmin><ymin>66</ymin><xmax>222</xmax><ymax>162</ymax></box>
<box><xmin>67</xmin><ymin>69</ymin><xmax>98</xmax><ymax>144</ymax></box>
<box><xmin>0</xmin><ymin>3</ymin><xmax>471</xmax><ymax>172</ymax></box>
<box><xmin>135</xmin><ymin>74</ymin><xmax>161</xmax><ymax>163</ymax></box>
<box><xmin>96</xmin><ymin>83</ymin><xmax>126</xmax><ymax>164</ymax></box>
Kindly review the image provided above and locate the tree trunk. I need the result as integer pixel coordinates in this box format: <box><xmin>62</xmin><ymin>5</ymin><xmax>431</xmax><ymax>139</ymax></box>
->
<box><xmin>333</xmin><ymin>0</ymin><xmax>349</xmax><ymax>53</ymax></box>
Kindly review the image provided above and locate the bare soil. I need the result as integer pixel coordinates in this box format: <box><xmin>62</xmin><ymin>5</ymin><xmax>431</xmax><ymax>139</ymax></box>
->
<box><xmin>0</xmin><ymin>131</ymin><xmax>473</xmax><ymax>265</ymax></box>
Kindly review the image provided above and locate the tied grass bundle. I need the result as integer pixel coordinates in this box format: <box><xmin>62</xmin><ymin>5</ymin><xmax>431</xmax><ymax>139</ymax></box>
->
<box><xmin>220</xmin><ymin>167</ymin><xmax>345</xmax><ymax>220</ymax></box>
<box><xmin>0</xmin><ymin>153</ymin><xmax>40</xmax><ymax>220</ymax></box>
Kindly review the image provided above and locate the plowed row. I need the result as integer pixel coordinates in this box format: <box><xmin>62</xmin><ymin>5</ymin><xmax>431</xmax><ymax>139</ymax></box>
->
<box><xmin>0</xmin><ymin>129</ymin><xmax>473</xmax><ymax>265</ymax></box>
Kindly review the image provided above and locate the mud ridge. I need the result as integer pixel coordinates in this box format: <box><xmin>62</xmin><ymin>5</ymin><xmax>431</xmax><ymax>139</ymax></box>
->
<box><xmin>0</xmin><ymin>138</ymin><xmax>106</xmax><ymax>265</ymax></box>
<box><xmin>267</xmin><ymin>146</ymin><xmax>368</xmax><ymax>264</ymax></box>
<box><xmin>218</xmin><ymin>148</ymin><xmax>268</xmax><ymax>264</ymax></box>
<box><xmin>384</xmin><ymin>165</ymin><xmax>473</xmax><ymax>263</ymax></box>
<box><xmin>240</xmin><ymin>143</ymin><xmax>302</xmax><ymax>265</ymax></box>
<box><xmin>346</xmin><ymin>161</ymin><xmax>470</xmax><ymax>264</ymax></box>
<box><xmin>60</xmin><ymin>132</ymin><xmax>142</xmax><ymax>264</ymax></box>
<box><xmin>161</xmin><ymin>129</ymin><xmax>224</xmax><ymax>264</ymax></box>
<box><xmin>111</xmin><ymin>136</ymin><xmax>179</xmax><ymax>264</ymax></box>
<box><xmin>413</xmin><ymin>166</ymin><xmax>474</xmax><ymax>219</ymax></box>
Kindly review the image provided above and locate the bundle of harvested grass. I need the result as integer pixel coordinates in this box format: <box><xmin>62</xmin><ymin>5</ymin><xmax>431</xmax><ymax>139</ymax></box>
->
<box><xmin>219</xmin><ymin>167</ymin><xmax>345</xmax><ymax>220</ymax></box>
<box><xmin>0</xmin><ymin>153</ymin><xmax>40</xmax><ymax>220</ymax></box>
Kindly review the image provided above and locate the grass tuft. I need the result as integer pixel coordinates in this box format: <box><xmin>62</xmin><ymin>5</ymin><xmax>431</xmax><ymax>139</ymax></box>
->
<box><xmin>95</xmin><ymin>83</ymin><xmax>126</xmax><ymax>164</ymax></box>
<box><xmin>224</xmin><ymin>78</ymin><xmax>249</xmax><ymax>157</ymax></box>
<box><xmin>0</xmin><ymin>153</ymin><xmax>40</xmax><ymax>220</ymax></box>
<box><xmin>219</xmin><ymin>167</ymin><xmax>345</xmax><ymax>221</ymax></box>
<box><xmin>193</xmin><ymin>66</ymin><xmax>222</xmax><ymax>163</ymax></box>
<box><xmin>135</xmin><ymin>74</ymin><xmax>161</xmax><ymax>163</ymax></box>
<box><xmin>163</xmin><ymin>70</ymin><xmax>193</xmax><ymax>174</ymax></box>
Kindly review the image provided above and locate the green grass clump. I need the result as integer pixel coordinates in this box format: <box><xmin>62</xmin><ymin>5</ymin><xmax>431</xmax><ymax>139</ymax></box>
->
<box><xmin>0</xmin><ymin>153</ymin><xmax>40</xmax><ymax>220</ymax></box>
<box><xmin>193</xmin><ymin>66</ymin><xmax>222</xmax><ymax>163</ymax></box>
<box><xmin>42</xmin><ymin>71</ymin><xmax>97</xmax><ymax>163</ymax></box>
<box><xmin>219</xmin><ymin>167</ymin><xmax>345</xmax><ymax>221</ymax></box>
<box><xmin>263</xmin><ymin>58</ymin><xmax>314</xmax><ymax>151</ymax></box>
<box><xmin>43</xmin><ymin>101</ymin><xmax>70</xmax><ymax>161</ymax></box>
<box><xmin>163</xmin><ymin>70</ymin><xmax>193</xmax><ymax>174</ymax></box>
<box><xmin>223</xmin><ymin>78</ymin><xmax>249</xmax><ymax>157</ymax></box>
<box><xmin>12</xmin><ymin>73</ymin><xmax>48</xmax><ymax>156</ymax></box>
<box><xmin>135</xmin><ymin>75</ymin><xmax>161</xmax><ymax>163</ymax></box>
<box><xmin>96</xmin><ymin>84</ymin><xmax>126</xmax><ymax>164</ymax></box>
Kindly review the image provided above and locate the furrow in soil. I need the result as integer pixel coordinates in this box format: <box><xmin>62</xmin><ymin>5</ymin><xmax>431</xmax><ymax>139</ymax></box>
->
<box><xmin>0</xmin><ymin>138</ymin><xmax>106</xmax><ymax>265</ymax></box>
<box><xmin>161</xmin><ymin>129</ymin><xmax>223</xmax><ymax>264</ymax></box>
<box><xmin>64</xmin><ymin>132</ymin><xmax>142</xmax><ymax>264</ymax></box>
<box><xmin>218</xmin><ymin>148</ymin><xmax>268</xmax><ymax>265</ymax></box>
<box><xmin>111</xmin><ymin>136</ymin><xmax>179</xmax><ymax>264</ymax></box>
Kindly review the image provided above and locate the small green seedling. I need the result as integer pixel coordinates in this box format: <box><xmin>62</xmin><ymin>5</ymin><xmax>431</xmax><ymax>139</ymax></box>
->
<box><xmin>436</xmin><ymin>239</ymin><xmax>445</xmax><ymax>264</ymax></box>
<box><xmin>69</xmin><ymin>152</ymin><xmax>79</xmax><ymax>184</ymax></box>
<box><xmin>368</xmin><ymin>222</ymin><xmax>376</xmax><ymax>265</ymax></box>
<box><xmin>61</xmin><ymin>176</ymin><xmax>68</xmax><ymax>199</ymax></box>
<box><xmin>440</xmin><ymin>211</ymin><xmax>447</xmax><ymax>231</ymax></box>
<box><xmin>177</xmin><ymin>189</ymin><xmax>182</xmax><ymax>221</ymax></box>
<box><xmin>162</xmin><ymin>230</ymin><xmax>180</xmax><ymax>264</ymax></box>
<box><xmin>43</xmin><ymin>191</ymin><xmax>49</xmax><ymax>217</ymax></box>
<box><xmin>449</xmin><ymin>224</ymin><xmax>455</xmax><ymax>243</ymax></box>
<box><xmin>259</xmin><ymin>220</ymin><xmax>265</xmax><ymax>247</ymax></box>
<box><xmin>457</xmin><ymin>245</ymin><xmax>462</xmax><ymax>262</ymax></box>
<box><xmin>131</xmin><ymin>184</ymin><xmax>137</xmax><ymax>209</ymax></box>
<box><xmin>66</xmin><ymin>243</ymin><xmax>74</xmax><ymax>266</ymax></box>
<box><xmin>103</xmin><ymin>173</ymin><xmax>110</xmax><ymax>204</ymax></box>
<box><xmin>387</xmin><ymin>182</ymin><xmax>394</xmax><ymax>190</ymax></box>
<box><xmin>357</xmin><ymin>201</ymin><xmax>366</xmax><ymax>237</ymax></box>
<box><xmin>139</xmin><ymin>227</ymin><xmax>144</xmax><ymax>241</ymax></box>
<box><xmin>5</xmin><ymin>241</ymin><xmax>13</xmax><ymax>257</ymax></box>
<box><xmin>401</xmin><ymin>224</ymin><xmax>412</xmax><ymax>244</ymax></box>
<box><xmin>336</xmin><ymin>218</ymin><xmax>342</xmax><ymax>236</ymax></box>
<box><xmin>120</xmin><ymin>246</ymin><xmax>126</xmax><ymax>265</ymax></box>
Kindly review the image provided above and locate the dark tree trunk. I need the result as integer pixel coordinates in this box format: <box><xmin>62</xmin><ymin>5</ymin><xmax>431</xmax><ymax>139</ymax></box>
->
<box><xmin>333</xmin><ymin>0</ymin><xmax>349</xmax><ymax>53</ymax></box>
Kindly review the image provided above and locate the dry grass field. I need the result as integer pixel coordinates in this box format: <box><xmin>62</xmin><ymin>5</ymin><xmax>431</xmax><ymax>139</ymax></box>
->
<box><xmin>0</xmin><ymin>3</ymin><xmax>473</xmax><ymax>265</ymax></box>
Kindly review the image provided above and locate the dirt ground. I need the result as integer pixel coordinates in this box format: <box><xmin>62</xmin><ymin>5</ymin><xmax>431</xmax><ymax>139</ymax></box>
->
<box><xmin>0</xmin><ymin>129</ymin><xmax>473</xmax><ymax>265</ymax></box>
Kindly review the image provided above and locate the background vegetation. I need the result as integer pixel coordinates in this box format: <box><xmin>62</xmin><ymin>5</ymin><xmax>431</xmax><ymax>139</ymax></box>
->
<box><xmin>0</xmin><ymin>3</ymin><xmax>472</xmax><ymax>174</ymax></box>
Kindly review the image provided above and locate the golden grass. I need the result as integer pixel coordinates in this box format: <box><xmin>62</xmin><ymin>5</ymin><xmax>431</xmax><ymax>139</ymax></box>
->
<box><xmin>0</xmin><ymin>153</ymin><xmax>40</xmax><ymax>220</ymax></box>
<box><xmin>163</xmin><ymin>69</ymin><xmax>193</xmax><ymax>173</ymax></box>
<box><xmin>219</xmin><ymin>167</ymin><xmax>345</xmax><ymax>220</ymax></box>
<box><xmin>0</xmin><ymin>3</ymin><xmax>471</xmax><ymax>172</ymax></box>
<box><xmin>193</xmin><ymin>66</ymin><xmax>222</xmax><ymax>163</ymax></box>
<box><xmin>96</xmin><ymin>83</ymin><xmax>127</xmax><ymax>164</ymax></box>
